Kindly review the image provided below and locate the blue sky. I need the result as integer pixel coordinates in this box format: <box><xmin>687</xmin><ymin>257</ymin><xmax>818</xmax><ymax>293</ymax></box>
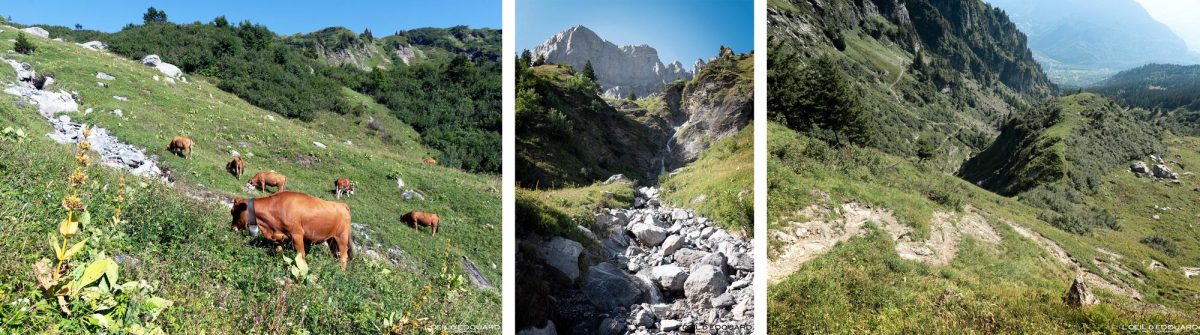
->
<box><xmin>517</xmin><ymin>0</ymin><xmax>753</xmax><ymax>65</ymax></box>
<box><xmin>1</xmin><ymin>0</ymin><xmax>500</xmax><ymax>35</ymax></box>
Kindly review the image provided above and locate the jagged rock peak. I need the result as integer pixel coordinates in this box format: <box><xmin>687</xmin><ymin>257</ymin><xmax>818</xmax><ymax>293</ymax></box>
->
<box><xmin>533</xmin><ymin>25</ymin><xmax>693</xmax><ymax>98</ymax></box>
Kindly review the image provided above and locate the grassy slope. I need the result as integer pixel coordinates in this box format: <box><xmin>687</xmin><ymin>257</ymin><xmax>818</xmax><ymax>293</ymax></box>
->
<box><xmin>0</xmin><ymin>28</ymin><xmax>499</xmax><ymax>332</ymax></box>
<box><xmin>660</xmin><ymin>126</ymin><xmax>754</xmax><ymax>236</ymax></box>
<box><xmin>515</xmin><ymin>181</ymin><xmax>634</xmax><ymax>245</ymax></box>
<box><xmin>767</xmin><ymin>121</ymin><xmax>1199</xmax><ymax>333</ymax></box>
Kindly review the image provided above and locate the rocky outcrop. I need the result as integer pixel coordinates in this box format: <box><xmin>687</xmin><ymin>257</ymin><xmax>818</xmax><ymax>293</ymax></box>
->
<box><xmin>2</xmin><ymin>57</ymin><xmax>168</xmax><ymax>182</ymax></box>
<box><xmin>1065</xmin><ymin>275</ymin><xmax>1098</xmax><ymax>307</ymax></box>
<box><xmin>78</xmin><ymin>41</ymin><xmax>107</xmax><ymax>51</ymax></box>
<box><xmin>532</xmin><ymin>26</ymin><xmax>693</xmax><ymax>98</ymax></box>
<box><xmin>140</xmin><ymin>55</ymin><xmax>182</xmax><ymax>78</ymax></box>
<box><xmin>20</xmin><ymin>27</ymin><xmax>49</xmax><ymax>38</ymax></box>
<box><xmin>664</xmin><ymin>52</ymin><xmax>753</xmax><ymax>169</ymax></box>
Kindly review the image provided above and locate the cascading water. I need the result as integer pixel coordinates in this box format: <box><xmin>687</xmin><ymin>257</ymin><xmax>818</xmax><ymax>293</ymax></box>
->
<box><xmin>660</xmin><ymin>122</ymin><xmax>684</xmax><ymax>175</ymax></box>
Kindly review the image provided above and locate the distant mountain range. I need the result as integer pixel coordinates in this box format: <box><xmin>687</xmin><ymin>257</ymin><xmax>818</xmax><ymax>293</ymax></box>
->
<box><xmin>531</xmin><ymin>25</ymin><xmax>701</xmax><ymax>98</ymax></box>
<box><xmin>987</xmin><ymin>0</ymin><xmax>1200</xmax><ymax>87</ymax></box>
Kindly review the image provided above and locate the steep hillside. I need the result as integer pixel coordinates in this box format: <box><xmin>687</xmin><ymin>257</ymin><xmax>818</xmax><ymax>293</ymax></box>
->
<box><xmin>516</xmin><ymin>50</ymin><xmax>753</xmax><ymax>188</ymax></box>
<box><xmin>768</xmin><ymin>122</ymin><xmax>1198</xmax><ymax>333</ymax></box>
<box><xmin>769</xmin><ymin>0</ymin><xmax>1054</xmax><ymax>168</ymax></box>
<box><xmin>986</xmin><ymin>0</ymin><xmax>1200</xmax><ymax>87</ymax></box>
<box><xmin>659</xmin><ymin>126</ymin><xmax>754</xmax><ymax>234</ymax></box>
<box><xmin>0</xmin><ymin>26</ymin><xmax>499</xmax><ymax>333</ymax></box>
<box><xmin>285</xmin><ymin>26</ymin><xmax>503</xmax><ymax>71</ymax></box>
<box><xmin>23</xmin><ymin>17</ymin><xmax>501</xmax><ymax>173</ymax></box>
<box><xmin>1089</xmin><ymin>64</ymin><xmax>1200</xmax><ymax>119</ymax></box>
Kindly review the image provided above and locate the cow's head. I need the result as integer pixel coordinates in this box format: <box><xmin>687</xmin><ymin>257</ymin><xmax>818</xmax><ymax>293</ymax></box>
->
<box><xmin>231</xmin><ymin>196</ymin><xmax>249</xmax><ymax>231</ymax></box>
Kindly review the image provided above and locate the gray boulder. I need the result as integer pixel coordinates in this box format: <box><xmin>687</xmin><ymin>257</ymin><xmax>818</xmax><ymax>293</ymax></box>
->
<box><xmin>79</xmin><ymin>41</ymin><xmax>107</xmax><ymax>51</ymax></box>
<box><xmin>536</xmin><ymin>236</ymin><xmax>584</xmax><ymax>282</ymax></box>
<box><xmin>684</xmin><ymin>265</ymin><xmax>729</xmax><ymax>301</ymax></box>
<box><xmin>1130</xmin><ymin>161</ymin><xmax>1150</xmax><ymax>175</ymax></box>
<box><xmin>673</xmin><ymin>248</ymin><xmax>709</xmax><ymax>268</ymax></box>
<box><xmin>660</xmin><ymin>234</ymin><xmax>684</xmax><ymax>256</ymax></box>
<box><xmin>583</xmin><ymin>263</ymin><xmax>642</xmax><ymax>310</ymax></box>
<box><xmin>141</xmin><ymin>54</ymin><xmax>182</xmax><ymax>78</ymax></box>
<box><xmin>21</xmin><ymin>27</ymin><xmax>49</xmax><ymax>38</ymax></box>
<box><xmin>1065</xmin><ymin>275</ymin><xmax>1097</xmax><ymax>307</ymax></box>
<box><xmin>651</xmin><ymin>264</ymin><xmax>688</xmax><ymax>291</ymax></box>
<box><xmin>1152</xmin><ymin>164</ymin><xmax>1179</xmax><ymax>180</ymax></box>
<box><xmin>96</xmin><ymin>72</ymin><xmax>115</xmax><ymax>81</ymax></box>
<box><xmin>630</xmin><ymin>223</ymin><xmax>668</xmax><ymax>246</ymax></box>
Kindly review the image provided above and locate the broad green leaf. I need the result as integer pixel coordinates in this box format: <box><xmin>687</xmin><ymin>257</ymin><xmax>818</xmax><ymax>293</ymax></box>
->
<box><xmin>295</xmin><ymin>254</ymin><xmax>309</xmax><ymax>274</ymax></box>
<box><xmin>64</xmin><ymin>239</ymin><xmax>87</xmax><ymax>260</ymax></box>
<box><xmin>78</xmin><ymin>210</ymin><xmax>91</xmax><ymax>226</ymax></box>
<box><xmin>50</xmin><ymin>234</ymin><xmax>63</xmax><ymax>260</ymax></box>
<box><xmin>144</xmin><ymin>296</ymin><xmax>172</xmax><ymax>312</ymax></box>
<box><xmin>104</xmin><ymin>259</ymin><xmax>119</xmax><ymax>286</ymax></box>
<box><xmin>89</xmin><ymin>313</ymin><xmax>111</xmax><ymax>329</ymax></box>
<box><xmin>75</xmin><ymin>257</ymin><xmax>114</xmax><ymax>291</ymax></box>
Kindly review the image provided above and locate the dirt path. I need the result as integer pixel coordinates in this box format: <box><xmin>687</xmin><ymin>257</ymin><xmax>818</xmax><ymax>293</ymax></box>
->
<box><xmin>769</xmin><ymin>203</ymin><xmax>1003</xmax><ymax>283</ymax></box>
<box><xmin>1000</xmin><ymin>219</ymin><xmax>1144</xmax><ymax>301</ymax></box>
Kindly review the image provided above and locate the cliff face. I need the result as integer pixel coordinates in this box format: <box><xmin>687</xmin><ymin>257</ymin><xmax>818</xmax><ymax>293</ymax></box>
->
<box><xmin>667</xmin><ymin>52</ymin><xmax>754</xmax><ymax>170</ymax></box>
<box><xmin>532</xmin><ymin>26</ymin><xmax>693</xmax><ymax>99</ymax></box>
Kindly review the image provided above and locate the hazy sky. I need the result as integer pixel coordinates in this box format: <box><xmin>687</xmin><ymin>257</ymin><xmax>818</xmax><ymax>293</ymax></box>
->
<box><xmin>1</xmin><ymin>0</ymin><xmax>499</xmax><ymax>35</ymax></box>
<box><xmin>517</xmin><ymin>0</ymin><xmax>754</xmax><ymax>66</ymax></box>
<box><xmin>1135</xmin><ymin>0</ymin><xmax>1200</xmax><ymax>52</ymax></box>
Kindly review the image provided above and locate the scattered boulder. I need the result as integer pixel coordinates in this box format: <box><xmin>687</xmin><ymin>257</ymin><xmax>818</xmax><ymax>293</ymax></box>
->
<box><xmin>660</xmin><ymin>234</ymin><xmax>684</xmax><ymax>255</ymax></box>
<box><xmin>536</xmin><ymin>237</ymin><xmax>583</xmax><ymax>282</ymax></box>
<box><xmin>684</xmin><ymin>265</ymin><xmax>729</xmax><ymax>301</ymax></box>
<box><xmin>1152</xmin><ymin>164</ymin><xmax>1179</xmax><ymax>180</ymax></box>
<box><xmin>313</xmin><ymin>141</ymin><xmax>327</xmax><ymax>149</ymax></box>
<box><xmin>20</xmin><ymin>27</ymin><xmax>49</xmax><ymax>38</ymax></box>
<box><xmin>582</xmin><ymin>262</ymin><xmax>642</xmax><ymax>310</ymax></box>
<box><xmin>1064</xmin><ymin>275</ymin><xmax>1098</xmax><ymax>307</ymax></box>
<box><xmin>1131</xmin><ymin>161</ymin><xmax>1150</xmax><ymax>176</ymax></box>
<box><xmin>140</xmin><ymin>54</ymin><xmax>182</xmax><ymax>78</ymax></box>
<box><xmin>651</xmin><ymin>264</ymin><xmax>688</xmax><ymax>291</ymax></box>
<box><xmin>96</xmin><ymin>72</ymin><xmax>115</xmax><ymax>81</ymax></box>
<box><xmin>79</xmin><ymin>41</ymin><xmax>107</xmax><ymax>51</ymax></box>
<box><xmin>630</xmin><ymin>223</ymin><xmax>667</xmax><ymax>246</ymax></box>
<box><xmin>1151</xmin><ymin>155</ymin><xmax>1165</xmax><ymax>165</ymax></box>
<box><xmin>603</xmin><ymin>174</ymin><xmax>625</xmax><ymax>184</ymax></box>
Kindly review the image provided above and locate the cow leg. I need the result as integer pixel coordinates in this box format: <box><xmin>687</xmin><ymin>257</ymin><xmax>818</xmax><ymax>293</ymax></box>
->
<box><xmin>432</xmin><ymin>223</ymin><xmax>438</xmax><ymax>236</ymax></box>
<box><xmin>292</xmin><ymin>233</ymin><xmax>307</xmax><ymax>262</ymax></box>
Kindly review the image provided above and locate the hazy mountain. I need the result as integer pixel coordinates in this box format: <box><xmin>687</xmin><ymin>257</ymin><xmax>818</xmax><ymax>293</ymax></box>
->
<box><xmin>987</xmin><ymin>0</ymin><xmax>1200</xmax><ymax>87</ymax></box>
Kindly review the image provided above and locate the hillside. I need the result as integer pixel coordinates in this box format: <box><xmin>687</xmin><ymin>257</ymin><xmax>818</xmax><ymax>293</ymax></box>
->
<box><xmin>18</xmin><ymin>16</ymin><xmax>501</xmax><ymax>173</ymax></box>
<box><xmin>768</xmin><ymin>0</ymin><xmax>1200</xmax><ymax>332</ymax></box>
<box><xmin>769</xmin><ymin>0</ymin><xmax>1054</xmax><ymax>169</ymax></box>
<box><xmin>516</xmin><ymin>49</ymin><xmax>753</xmax><ymax>188</ymax></box>
<box><xmin>1090</xmin><ymin>64</ymin><xmax>1200</xmax><ymax>111</ymax></box>
<box><xmin>986</xmin><ymin>0</ymin><xmax>1200</xmax><ymax>87</ymax></box>
<box><xmin>0</xmin><ymin>25</ymin><xmax>499</xmax><ymax>333</ymax></box>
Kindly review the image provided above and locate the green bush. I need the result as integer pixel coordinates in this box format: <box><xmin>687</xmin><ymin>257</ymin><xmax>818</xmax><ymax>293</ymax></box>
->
<box><xmin>14</xmin><ymin>32</ymin><xmax>36</xmax><ymax>55</ymax></box>
<box><xmin>1140</xmin><ymin>235</ymin><xmax>1179</xmax><ymax>257</ymax></box>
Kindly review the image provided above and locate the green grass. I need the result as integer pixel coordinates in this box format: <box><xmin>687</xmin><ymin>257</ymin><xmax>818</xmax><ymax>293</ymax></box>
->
<box><xmin>515</xmin><ymin>181</ymin><xmax>634</xmax><ymax>245</ymax></box>
<box><xmin>661</xmin><ymin>126</ymin><xmax>754</xmax><ymax>236</ymax></box>
<box><xmin>0</xmin><ymin>27</ymin><xmax>499</xmax><ymax>333</ymax></box>
<box><xmin>768</xmin><ymin>121</ymin><xmax>1199</xmax><ymax>333</ymax></box>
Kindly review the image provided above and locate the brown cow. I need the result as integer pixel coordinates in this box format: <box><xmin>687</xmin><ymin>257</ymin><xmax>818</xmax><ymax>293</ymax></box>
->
<box><xmin>423</xmin><ymin>157</ymin><xmax>437</xmax><ymax>165</ymax></box>
<box><xmin>226</xmin><ymin>155</ymin><xmax>245</xmax><ymax>179</ymax></box>
<box><xmin>230</xmin><ymin>192</ymin><xmax>353</xmax><ymax>270</ymax></box>
<box><xmin>333</xmin><ymin>177</ymin><xmax>353</xmax><ymax>199</ymax></box>
<box><xmin>401</xmin><ymin>211</ymin><xmax>440</xmax><ymax>236</ymax></box>
<box><xmin>166</xmin><ymin>136</ymin><xmax>194</xmax><ymax>159</ymax></box>
<box><xmin>248</xmin><ymin>171</ymin><xmax>286</xmax><ymax>193</ymax></box>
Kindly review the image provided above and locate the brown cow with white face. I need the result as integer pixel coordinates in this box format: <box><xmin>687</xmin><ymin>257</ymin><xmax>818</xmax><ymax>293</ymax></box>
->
<box><xmin>230</xmin><ymin>192</ymin><xmax>353</xmax><ymax>270</ymax></box>
<box><xmin>334</xmin><ymin>177</ymin><xmax>353</xmax><ymax>199</ymax></box>
<box><xmin>167</xmin><ymin>136</ymin><xmax>193</xmax><ymax>159</ymax></box>
<box><xmin>401</xmin><ymin>211</ymin><xmax>440</xmax><ymax>236</ymax></box>
<box><xmin>248</xmin><ymin>171</ymin><xmax>286</xmax><ymax>193</ymax></box>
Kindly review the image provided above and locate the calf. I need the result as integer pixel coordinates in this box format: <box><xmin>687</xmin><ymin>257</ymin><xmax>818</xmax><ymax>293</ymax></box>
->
<box><xmin>167</xmin><ymin>136</ymin><xmax>194</xmax><ymax>159</ymax></box>
<box><xmin>231</xmin><ymin>192</ymin><xmax>353</xmax><ymax>270</ymax></box>
<box><xmin>401</xmin><ymin>211</ymin><xmax>440</xmax><ymax>236</ymax></box>
<box><xmin>424</xmin><ymin>157</ymin><xmax>437</xmax><ymax>165</ymax></box>
<box><xmin>334</xmin><ymin>177</ymin><xmax>354</xmax><ymax>199</ymax></box>
<box><xmin>248</xmin><ymin>171</ymin><xmax>287</xmax><ymax>193</ymax></box>
<box><xmin>226</xmin><ymin>155</ymin><xmax>245</xmax><ymax>179</ymax></box>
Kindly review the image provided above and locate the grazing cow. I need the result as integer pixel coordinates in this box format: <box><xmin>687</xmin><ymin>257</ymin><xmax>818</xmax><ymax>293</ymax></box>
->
<box><xmin>230</xmin><ymin>192</ymin><xmax>353</xmax><ymax>270</ymax></box>
<box><xmin>424</xmin><ymin>157</ymin><xmax>437</xmax><ymax>165</ymax></box>
<box><xmin>334</xmin><ymin>177</ymin><xmax>354</xmax><ymax>199</ymax></box>
<box><xmin>401</xmin><ymin>211</ymin><xmax>440</xmax><ymax>236</ymax></box>
<box><xmin>226</xmin><ymin>155</ymin><xmax>245</xmax><ymax>179</ymax></box>
<box><xmin>248</xmin><ymin>171</ymin><xmax>287</xmax><ymax>193</ymax></box>
<box><xmin>166</xmin><ymin>136</ymin><xmax>194</xmax><ymax>159</ymax></box>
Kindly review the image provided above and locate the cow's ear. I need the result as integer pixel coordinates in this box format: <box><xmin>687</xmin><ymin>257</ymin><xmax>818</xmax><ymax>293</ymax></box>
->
<box><xmin>233</xmin><ymin>196</ymin><xmax>245</xmax><ymax>205</ymax></box>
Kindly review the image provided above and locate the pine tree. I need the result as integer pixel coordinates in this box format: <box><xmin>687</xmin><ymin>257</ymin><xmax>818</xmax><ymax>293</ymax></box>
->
<box><xmin>769</xmin><ymin>46</ymin><xmax>872</xmax><ymax>146</ymax></box>
<box><xmin>520</xmin><ymin>50</ymin><xmax>533</xmax><ymax>66</ymax></box>
<box><xmin>14</xmin><ymin>32</ymin><xmax>36</xmax><ymax>55</ymax></box>
<box><xmin>583</xmin><ymin>60</ymin><xmax>597</xmax><ymax>82</ymax></box>
<box><xmin>143</xmin><ymin>7</ymin><xmax>167</xmax><ymax>24</ymax></box>
<box><xmin>532</xmin><ymin>55</ymin><xmax>546</xmax><ymax>66</ymax></box>
<box><xmin>627</xmin><ymin>91</ymin><xmax>638</xmax><ymax>101</ymax></box>
<box><xmin>214</xmin><ymin>16</ymin><xmax>229</xmax><ymax>28</ymax></box>
<box><xmin>74</xmin><ymin>23</ymin><xmax>82</xmax><ymax>30</ymax></box>
<box><xmin>362</xmin><ymin>28</ymin><xmax>374</xmax><ymax>42</ymax></box>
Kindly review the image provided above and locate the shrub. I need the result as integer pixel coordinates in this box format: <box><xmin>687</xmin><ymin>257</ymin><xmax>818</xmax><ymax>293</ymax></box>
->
<box><xmin>1140</xmin><ymin>235</ymin><xmax>1178</xmax><ymax>257</ymax></box>
<box><xmin>14</xmin><ymin>32</ymin><xmax>36</xmax><ymax>55</ymax></box>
